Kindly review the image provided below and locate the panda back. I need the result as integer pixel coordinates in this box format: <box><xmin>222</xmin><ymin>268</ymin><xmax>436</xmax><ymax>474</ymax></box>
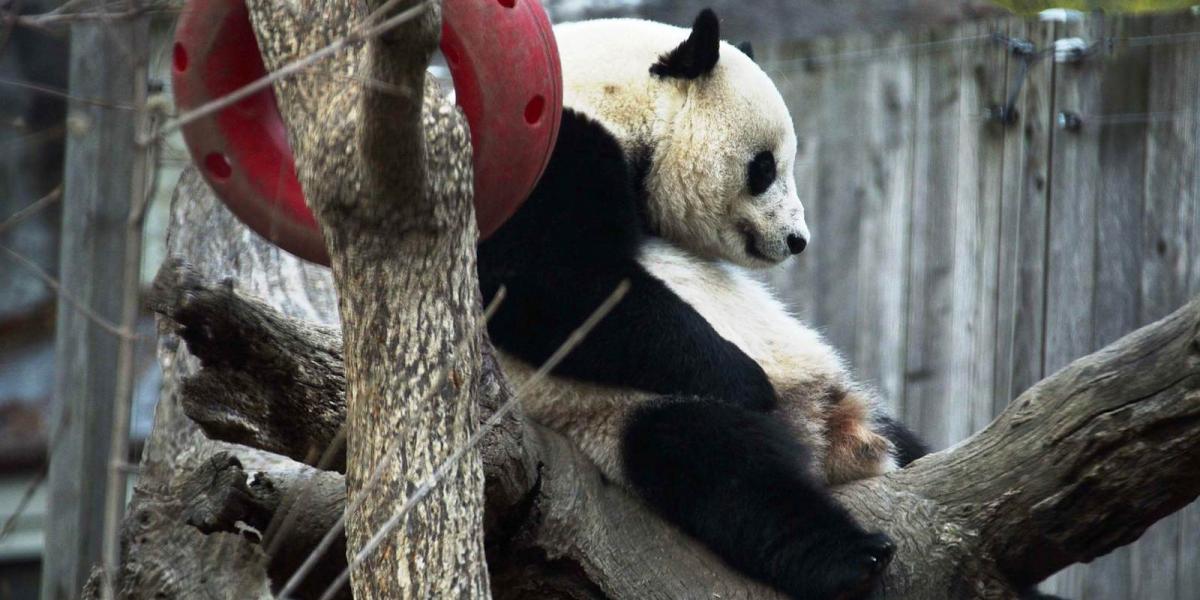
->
<box><xmin>477</xmin><ymin>109</ymin><xmax>644</xmax><ymax>275</ymax></box>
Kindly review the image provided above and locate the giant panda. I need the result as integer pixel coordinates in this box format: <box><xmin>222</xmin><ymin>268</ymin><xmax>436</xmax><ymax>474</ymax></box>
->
<box><xmin>477</xmin><ymin>9</ymin><xmax>928</xmax><ymax>599</ymax></box>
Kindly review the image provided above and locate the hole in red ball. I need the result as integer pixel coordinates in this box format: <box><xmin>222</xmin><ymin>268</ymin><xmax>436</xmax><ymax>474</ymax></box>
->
<box><xmin>524</xmin><ymin>95</ymin><xmax>545</xmax><ymax>125</ymax></box>
<box><xmin>498</xmin><ymin>0</ymin><xmax>515</xmax><ymax>7</ymax></box>
<box><xmin>204</xmin><ymin>152</ymin><xmax>232</xmax><ymax>180</ymax></box>
<box><xmin>173</xmin><ymin>42</ymin><xmax>188</xmax><ymax>72</ymax></box>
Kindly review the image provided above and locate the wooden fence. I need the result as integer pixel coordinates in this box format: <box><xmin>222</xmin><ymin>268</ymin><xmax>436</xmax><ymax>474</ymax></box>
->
<box><xmin>758</xmin><ymin>11</ymin><xmax>1199</xmax><ymax>599</ymax></box>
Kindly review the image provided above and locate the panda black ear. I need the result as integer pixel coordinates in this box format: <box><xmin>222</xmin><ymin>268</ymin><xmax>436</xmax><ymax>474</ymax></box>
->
<box><xmin>650</xmin><ymin>8</ymin><xmax>721</xmax><ymax>80</ymax></box>
<box><xmin>736</xmin><ymin>41</ymin><xmax>755</xmax><ymax>62</ymax></box>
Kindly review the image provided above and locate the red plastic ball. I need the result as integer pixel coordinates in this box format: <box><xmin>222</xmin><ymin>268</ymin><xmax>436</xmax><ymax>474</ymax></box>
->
<box><xmin>172</xmin><ymin>0</ymin><xmax>562</xmax><ymax>265</ymax></box>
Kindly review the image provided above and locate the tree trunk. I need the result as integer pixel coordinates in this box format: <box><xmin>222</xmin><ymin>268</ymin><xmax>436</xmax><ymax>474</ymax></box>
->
<box><xmin>243</xmin><ymin>0</ymin><xmax>489</xmax><ymax>596</ymax></box>
<box><xmin>104</xmin><ymin>1</ymin><xmax>1200</xmax><ymax>598</ymax></box>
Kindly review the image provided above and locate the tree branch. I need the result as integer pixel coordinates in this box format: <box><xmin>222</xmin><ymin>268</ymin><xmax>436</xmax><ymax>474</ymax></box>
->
<box><xmin>156</xmin><ymin>261</ymin><xmax>1200</xmax><ymax>599</ymax></box>
<box><xmin>147</xmin><ymin>260</ymin><xmax>346</xmax><ymax>469</ymax></box>
<box><xmin>241</xmin><ymin>0</ymin><xmax>490</xmax><ymax>596</ymax></box>
<box><xmin>178</xmin><ymin>452</ymin><xmax>349</xmax><ymax>600</ymax></box>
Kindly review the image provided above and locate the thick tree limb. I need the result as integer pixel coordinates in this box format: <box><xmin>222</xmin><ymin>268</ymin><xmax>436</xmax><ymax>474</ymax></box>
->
<box><xmin>155</xmin><ymin>259</ymin><xmax>1200</xmax><ymax>599</ymax></box>
<box><xmin>147</xmin><ymin>261</ymin><xmax>346</xmax><ymax>469</ymax></box>
<box><xmin>889</xmin><ymin>301</ymin><xmax>1200</xmax><ymax>587</ymax></box>
<box><xmin>828</xmin><ymin>294</ymin><xmax>1200</xmax><ymax>597</ymax></box>
<box><xmin>242</xmin><ymin>0</ymin><xmax>491</xmax><ymax>596</ymax></box>
<box><xmin>85</xmin><ymin>166</ymin><xmax>343</xmax><ymax>600</ymax></box>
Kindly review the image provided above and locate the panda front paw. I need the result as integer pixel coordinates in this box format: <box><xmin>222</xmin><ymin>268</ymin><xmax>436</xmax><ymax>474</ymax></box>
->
<box><xmin>781</xmin><ymin>530</ymin><xmax>895</xmax><ymax>600</ymax></box>
<box><xmin>826</xmin><ymin>532</ymin><xmax>895</xmax><ymax>600</ymax></box>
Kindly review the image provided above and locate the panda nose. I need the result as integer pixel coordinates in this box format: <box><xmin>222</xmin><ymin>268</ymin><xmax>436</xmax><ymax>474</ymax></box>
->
<box><xmin>787</xmin><ymin>234</ymin><xmax>807</xmax><ymax>255</ymax></box>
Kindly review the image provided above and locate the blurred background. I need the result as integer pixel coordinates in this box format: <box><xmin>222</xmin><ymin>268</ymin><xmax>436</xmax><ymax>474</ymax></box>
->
<box><xmin>1</xmin><ymin>0</ymin><xmax>1198</xmax><ymax>598</ymax></box>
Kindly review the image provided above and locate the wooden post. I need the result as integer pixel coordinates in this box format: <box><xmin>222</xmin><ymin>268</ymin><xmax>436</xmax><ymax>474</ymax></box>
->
<box><xmin>41</xmin><ymin>9</ymin><xmax>149</xmax><ymax>600</ymax></box>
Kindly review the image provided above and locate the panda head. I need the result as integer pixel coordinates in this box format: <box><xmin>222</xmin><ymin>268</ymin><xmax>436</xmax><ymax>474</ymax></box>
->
<box><xmin>558</xmin><ymin>10</ymin><xmax>808</xmax><ymax>268</ymax></box>
<box><xmin>646</xmin><ymin>9</ymin><xmax>807</xmax><ymax>267</ymax></box>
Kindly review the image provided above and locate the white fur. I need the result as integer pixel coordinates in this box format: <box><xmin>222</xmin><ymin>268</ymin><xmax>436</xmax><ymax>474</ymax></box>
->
<box><xmin>506</xmin><ymin>241</ymin><xmax>897</xmax><ymax>484</ymax></box>
<box><xmin>638</xmin><ymin>241</ymin><xmax>898</xmax><ymax>481</ymax></box>
<box><xmin>554</xmin><ymin>18</ymin><xmax>809</xmax><ymax>267</ymax></box>
<box><xmin>503</xmin><ymin>17</ymin><xmax>896</xmax><ymax>486</ymax></box>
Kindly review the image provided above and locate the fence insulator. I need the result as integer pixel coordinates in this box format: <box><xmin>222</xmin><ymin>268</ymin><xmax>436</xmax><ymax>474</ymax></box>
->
<box><xmin>1054</xmin><ymin>38</ymin><xmax>1091</xmax><ymax>64</ymax></box>
<box><xmin>1057</xmin><ymin>111</ymin><xmax>1083</xmax><ymax>132</ymax></box>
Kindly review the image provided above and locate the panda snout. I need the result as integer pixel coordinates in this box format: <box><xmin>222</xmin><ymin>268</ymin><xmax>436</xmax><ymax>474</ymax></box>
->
<box><xmin>786</xmin><ymin>234</ymin><xmax>807</xmax><ymax>255</ymax></box>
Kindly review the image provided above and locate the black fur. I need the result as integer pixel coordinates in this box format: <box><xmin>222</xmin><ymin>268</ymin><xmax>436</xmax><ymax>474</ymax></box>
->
<box><xmin>478</xmin><ymin>48</ymin><xmax>928</xmax><ymax>594</ymax></box>
<box><xmin>478</xmin><ymin>109</ymin><xmax>904</xmax><ymax>599</ymax></box>
<box><xmin>623</xmin><ymin>398</ymin><xmax>896</xmax><ymax>599</ymax></box>
<box><xmin>747</xmin><ymin>150</ymin><xmax>777</xmax><ymax>196</ymax></box>
<box><xmin>479</xmin><ymin>110</ymin><xmax>776</xmax><ymax>410</ymax></box>
<box><xmin>649</xmin><ymin>8</ymin><xmax>721</xmax><ymax>79</ymax></box>
<box><xmin>1020</xmin><ymin>590</ymin><xmax>1070</xmax><ymax>600</ymax></box>
<box><xmin>877</xmin><ymin>414</ymin><xmax>930</xmax><ymax>467</ymax></box>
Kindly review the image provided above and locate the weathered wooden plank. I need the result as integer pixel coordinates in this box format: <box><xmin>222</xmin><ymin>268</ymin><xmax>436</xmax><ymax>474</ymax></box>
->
<box><xmin>992</xmin><ymin>19</ymin><xmax>1055</xmax><ymax>416</ymax></box>
<box><xmin>902</xmin><ymin>26</ymin><xmax>969</xmax><ymax>449</ymax></box>
<box><xmin>948</xmin><ymin>19</ymin><xmax>1009</xmax><ymax>437</ymax></box>
<box><xmin>1041</xmin><ymin>13</ymin><xmax>1103</xmax><ymax>598</ymax></box>
<box><xmin>989</xmin><ymin>21</ymin><xmax>1060</xmax><ymax>595</ymax></box>
<box><xmin>1184</xmin><ymin>81</ymin><xmax>1200</xmax><ymax>597</ymax></box>
<box><xmin>1044</xmin><ymin>17</ymin><xmax>1099</xmax><ymax>375</ymax></box>
<box><xmin>41</xmin><ymin>17</ymin><xmax>148</xmax><ymax>600</ymax></box>
<box><xmin>1041</xmin><ymin>12</ymin><xmax>1142</xmax><ymax>595</ymax></box>
<box><xmin>1131</xmin><ymin>14</ymin><xmax>1200</xmax><ymax>600</ymax></box>
<box><xmin>809</xmin><ymin>33</ymin><xmax>873</xmax><ymax>361</ymax></box>
<box><xmin>848</xmin><ymin>31</ymin><xmax>916</xmax><ymax>415</ymax></box>
<box><xmin>763</xmin><ymin>37</ymin><xmax>830</xmax><ymax>325</ymax></box>
<box><xmin>1177</xmin><ymin>25</ymin><xmax>1200</xmax><ymax>589</ymax></box>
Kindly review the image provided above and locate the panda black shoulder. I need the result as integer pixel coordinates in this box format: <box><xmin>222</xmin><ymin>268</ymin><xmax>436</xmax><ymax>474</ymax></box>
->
<box><xmin>478</xmin><ymin>109</ymin><xmax>645</xmax><ymax>269</ymax></box>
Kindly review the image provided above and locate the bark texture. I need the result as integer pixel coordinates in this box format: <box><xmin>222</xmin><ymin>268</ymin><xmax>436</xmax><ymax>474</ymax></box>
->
<box><xmin>154</xmin><ymin>250</ymin><xmax>1200</xmax><ymax>599</ymax></box>
<box><xmin>93</xmin><ymin>169</ymin><xmax>340</xmax><ymax>600</ymax></box>
<box><xmin>243</xmin><ymin>0</ymin><xmax>489</xmax><ymax>596</ymax></box>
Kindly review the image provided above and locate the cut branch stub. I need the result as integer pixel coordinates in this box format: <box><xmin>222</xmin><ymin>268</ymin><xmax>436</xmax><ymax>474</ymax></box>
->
<box><xmin>148</xmin><ymin>258</ymin><xmax>346</xmax><ymax>469</ymax></box>
<box><xmin>178</xmin><ymin>451</ymin><xmax>349</xmax><ymax>600</ymax></box>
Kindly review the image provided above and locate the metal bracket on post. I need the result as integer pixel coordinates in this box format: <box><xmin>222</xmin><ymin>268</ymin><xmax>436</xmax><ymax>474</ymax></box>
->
<box><xmin>986</xmin><ymin>34</ymin><xmax>1041</xmax><ymax>127</ymax></box>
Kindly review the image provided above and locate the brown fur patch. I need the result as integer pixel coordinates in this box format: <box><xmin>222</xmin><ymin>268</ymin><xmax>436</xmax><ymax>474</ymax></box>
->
<box><xmin>822</xmin><ymin>390</ymin><xmax>893</xmax><ymax>484</ymax></box>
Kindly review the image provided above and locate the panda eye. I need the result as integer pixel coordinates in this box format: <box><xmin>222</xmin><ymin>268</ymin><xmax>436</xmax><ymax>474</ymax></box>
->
<box><xmin>747</xmin><ymin>151</ymin><xmax>776</xmax><ymax>196</ymax></box>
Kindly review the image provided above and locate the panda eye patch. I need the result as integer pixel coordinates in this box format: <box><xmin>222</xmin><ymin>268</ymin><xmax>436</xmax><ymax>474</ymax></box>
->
<box><xmin>747</xmin><ymin>151</ymin><xmax>776</xmax><ymax>196</ymax></box>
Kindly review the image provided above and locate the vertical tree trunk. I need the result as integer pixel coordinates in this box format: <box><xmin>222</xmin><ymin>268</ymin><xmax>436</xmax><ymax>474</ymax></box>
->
<box><xmin>243</xmin><ymin>0</ymin><xmax>490</xmax><ymax>595</ymax></box>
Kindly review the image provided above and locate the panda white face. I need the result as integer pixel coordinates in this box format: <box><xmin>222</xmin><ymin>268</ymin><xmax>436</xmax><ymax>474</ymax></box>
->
<box><xmin>645</xmin><ymin>34</ymin><xmax>809</xmax><ymax>268</ymax></box>
<box><xmin>714</xmin><ymin>78</ymin><xmax>809</xmax><ymax>268</ymax></box>
<box><xmin>555</xmin><ymin>12</ymin><xmax>809</xmax><ymax>269</ymax></box>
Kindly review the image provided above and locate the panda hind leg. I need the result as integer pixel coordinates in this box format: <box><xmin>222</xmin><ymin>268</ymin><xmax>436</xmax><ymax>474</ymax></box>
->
<box><xmin>621</xmin><ymin>397</ymin><xmax>895</xmax><ymax>600</ymax></box>
<box><xmin>876</xmin><ymin>413</ymin><xmax>930</xmax><ymax>467</ymax></box>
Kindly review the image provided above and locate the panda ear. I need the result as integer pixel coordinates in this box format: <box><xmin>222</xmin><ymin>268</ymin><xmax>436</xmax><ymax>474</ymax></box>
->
<box><xmin>650</xmin><ymin>8</ymin><xmax>721</xmax><ymax>80</ymax></box>
<box><xmin>736</xmin><ymin>41</ymin><xmax>755</xmax><ymax>62</ymax></box>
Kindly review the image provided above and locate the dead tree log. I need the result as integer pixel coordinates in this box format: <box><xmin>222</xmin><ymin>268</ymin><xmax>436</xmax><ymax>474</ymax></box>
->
<box><xmin>92</xmin><ymin>168</ymin><xmax>343</xmax><ymax>600</ymax></box>
<box><xmin>153</xmin><ymin>253</ymin><xmax>1200</xmax><ymax>599</ymax></box>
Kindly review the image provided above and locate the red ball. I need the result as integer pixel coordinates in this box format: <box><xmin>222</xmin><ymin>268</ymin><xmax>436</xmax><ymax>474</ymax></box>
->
<box><xmin>172</xmin><ymin>0</ymin><xmax>562</xmax><ymax>265</ymax></box>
